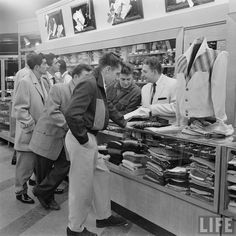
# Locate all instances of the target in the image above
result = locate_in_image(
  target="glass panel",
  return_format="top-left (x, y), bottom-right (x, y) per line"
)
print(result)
top-left (4, 58), bottom-right (18, 97)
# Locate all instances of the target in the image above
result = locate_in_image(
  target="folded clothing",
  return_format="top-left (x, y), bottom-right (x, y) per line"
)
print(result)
top-left (228, 158), bottom-right (236, 166)
top-left (190, 156), bottom-right (215, 171)
top-left (167, 178), bottom-right (189, 188)
top-left (148, 156), bottom-right (173, 170)
top-left (120, 165), bottom-right (146, 176)
top-left (190, 192), bottom-right (214, 202)
top-left (189, 178), bottom-right (213, 189)
top-left (227, 174), bottom-right (236, 184)
top-left (121, 140), bottom-right (148, 153)
top-left (122, 151), bottom-right (148, 164)
top-left (143, 172), bottom-right (165, 186)
top-left (122, 159), bottom-right (143, 170)
top-left (228, 164), bottom-right (236, 171)
top-left (189, 169), bottom-right (214, 183)
top-left (190, 162), bottom-right (215, 177)
top-left (166, 183), bottom-right (189, 193)
top-left (189, 182), bottom-right (214, 195)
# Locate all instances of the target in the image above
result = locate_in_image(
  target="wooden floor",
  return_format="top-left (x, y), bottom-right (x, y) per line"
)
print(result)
top-left (0, 140), bottom-right (174, 236)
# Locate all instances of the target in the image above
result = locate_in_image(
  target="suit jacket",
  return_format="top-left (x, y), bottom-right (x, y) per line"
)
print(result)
top-left (14, 70), bottom-right (49, 151)
top-left (29, 80), bottom-right (76, 160)
top-left (175, 37), bottom-right (228, 125)
top-left (141, 74), bottom-right (177, 117)
top-left (11, 66), bottom-right (30, 118)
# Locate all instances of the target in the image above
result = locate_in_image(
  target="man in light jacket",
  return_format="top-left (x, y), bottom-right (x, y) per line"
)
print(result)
top-left (29, 64), bottom-right (93, 210)
top-left (14, 53), bottom-right (49, 204)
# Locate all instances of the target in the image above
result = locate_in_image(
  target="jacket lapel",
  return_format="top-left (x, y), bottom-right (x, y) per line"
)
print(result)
top-left (30, 71), bottom-right (45, 104)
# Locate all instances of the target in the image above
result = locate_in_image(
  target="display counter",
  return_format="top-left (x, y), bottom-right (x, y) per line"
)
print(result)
top-left (97, 125), bottom-right (236, 236)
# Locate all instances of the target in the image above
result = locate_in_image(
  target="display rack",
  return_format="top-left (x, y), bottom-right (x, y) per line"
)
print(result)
top-left (96, 126), bottom-right (233, 236)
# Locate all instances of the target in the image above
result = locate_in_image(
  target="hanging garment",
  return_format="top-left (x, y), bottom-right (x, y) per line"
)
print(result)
top-left (175, 37), bottom-right (228, 126)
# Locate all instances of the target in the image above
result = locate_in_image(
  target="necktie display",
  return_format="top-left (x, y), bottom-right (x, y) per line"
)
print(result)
top-left (150, 83), bottom-right (156, 105)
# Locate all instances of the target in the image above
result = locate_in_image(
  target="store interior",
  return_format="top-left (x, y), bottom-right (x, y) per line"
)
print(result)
top-left (1, 0), bottom-right (236, 235)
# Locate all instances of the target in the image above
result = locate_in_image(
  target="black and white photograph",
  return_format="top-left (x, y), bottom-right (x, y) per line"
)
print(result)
top-left (71, 0), bottom-right (96, 34)
top-left (45, 9), bottom-right (65, 40)
top-left (0, 0), bottom-right (236, 235)
top-left (165, 0), bottom-right (214, 12)
top-left (107, 0), bottom-right (143, 25)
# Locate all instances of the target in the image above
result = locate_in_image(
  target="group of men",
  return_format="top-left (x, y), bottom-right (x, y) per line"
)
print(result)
top-left (12, 51), bottom-right (177, 236)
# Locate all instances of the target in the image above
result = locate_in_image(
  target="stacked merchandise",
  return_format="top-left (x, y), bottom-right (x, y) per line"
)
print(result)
top-left (144, 144), bottom-right (191, 186)
top-left (107, 139), bottom-right (148, 166)
top-left (189, 146), bottom-right (216, 202)
top-left (227, 156), bottom-right (236, 212)
top-left (165, 167), bottom-right (189, 193)
top-left (121, 151), bottom-right (148, 175)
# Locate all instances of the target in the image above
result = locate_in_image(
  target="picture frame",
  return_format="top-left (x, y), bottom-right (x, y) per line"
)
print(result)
top-left (45, 10), bottom-right (65, 40)
top-left (107, 0), bottom-right (143, 25)
top-left (165, 0), bottom-right (214, 12)
top-left (71, 0), bottom-right (96, 34)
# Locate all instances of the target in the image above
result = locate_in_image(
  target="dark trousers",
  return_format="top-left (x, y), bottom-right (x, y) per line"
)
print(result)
top-left (34, 148), bottom-right (70, 201)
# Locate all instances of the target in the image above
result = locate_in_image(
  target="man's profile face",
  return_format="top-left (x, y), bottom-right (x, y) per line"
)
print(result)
top-left (119, 74), bottom-right (133, 89)
top-left (104, 64), bottom-right (121, 87)
top-left (141, 64), bottom-right (155, 83)
top-left (51, 58), bottom-right (60, 73)
top-left (38, 59), bottom-right (48, 75)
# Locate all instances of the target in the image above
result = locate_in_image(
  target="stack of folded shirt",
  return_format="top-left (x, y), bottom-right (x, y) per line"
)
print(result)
top-left (164, 167), bottom-right (189, 193)
top-left (189, 156), bottom-right (215, 202)
top-left (107, 141), bottom-right (124, 165)
top-left (143, 161), bottom-right (165, 185)
top-left (227, 157), bottom-right (236, 212)
top-left (148, 146), bottom-right (191, 167)
top-left (120, 151), bottom-right (147, 175)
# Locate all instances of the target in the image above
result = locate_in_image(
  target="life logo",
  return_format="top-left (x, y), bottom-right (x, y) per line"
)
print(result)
top-left (199, 216), bottom-right (234, 234)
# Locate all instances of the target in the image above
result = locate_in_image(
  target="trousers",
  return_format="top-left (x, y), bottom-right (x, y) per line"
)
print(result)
top-left (65, 130), bottom-right (111, 232)
top-left (34, 148), bottom-right (70, 201)
top-left (15, 151), bottom-right (36, 195)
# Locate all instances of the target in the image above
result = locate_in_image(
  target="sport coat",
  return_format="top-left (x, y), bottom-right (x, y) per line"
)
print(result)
top-left (29, 80), bottom-right (76, 160)
top-left (141, 74), bottom-right (177, 117)
top-left (175, 37), bottom-right (228, 125)
top-left (14, 70), bottom-right (49, 151)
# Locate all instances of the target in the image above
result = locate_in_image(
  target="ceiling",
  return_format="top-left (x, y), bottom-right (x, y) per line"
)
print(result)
top-left (0, 0), bottom-right (60, 22)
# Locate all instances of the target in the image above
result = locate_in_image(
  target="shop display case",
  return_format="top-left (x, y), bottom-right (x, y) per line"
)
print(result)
top-left (97, 126), bottom-right (226, 236)
top-left (220, 145), bottom-right (236, 220)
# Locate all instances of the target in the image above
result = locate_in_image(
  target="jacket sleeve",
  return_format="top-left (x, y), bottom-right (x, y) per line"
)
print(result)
top-left (149, 81), bottom-right (177, 117)
top-left (107, 100), bottom-right (127, 128)
top-left (46, 85), bottom-right (68, 130)
top-left (14, 79), bottom-right (35, 132)
top-left (65, 79), bottom-right (94, 145)
top-left (211, 51), bottom-right (228, 122)
top-left (123, 88), bottom-right (141, 115)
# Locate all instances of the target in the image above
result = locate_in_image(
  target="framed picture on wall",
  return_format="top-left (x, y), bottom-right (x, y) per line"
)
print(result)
top-left (71, 0), bottom-right (96, 34)
top-left (107, 0), bottom-right (143, 25)
top-left (165, 0), bottom-right (214, 12)
top-left (45, 10), bottom-right (65, 40)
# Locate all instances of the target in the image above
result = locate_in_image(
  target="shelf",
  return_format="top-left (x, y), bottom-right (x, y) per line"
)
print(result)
top-left (128, 51), bottom-right (167, 57)
top-left (134, 65), bottom-right (175, 70)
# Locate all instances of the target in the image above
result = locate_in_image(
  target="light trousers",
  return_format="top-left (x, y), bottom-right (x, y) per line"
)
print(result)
top-left (15, 151), bottom-right (36, 195)
top-left (65, 130), bottom-right (111, 232)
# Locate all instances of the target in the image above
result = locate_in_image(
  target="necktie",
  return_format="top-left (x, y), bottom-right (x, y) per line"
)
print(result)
top-left (150, 83), bottom-right (156, 105)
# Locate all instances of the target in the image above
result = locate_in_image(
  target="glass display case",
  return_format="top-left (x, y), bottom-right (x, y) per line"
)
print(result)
top-left (98, 126), bottom-right (222, 212)
top-left (220, 145), bottom-right (236, 220)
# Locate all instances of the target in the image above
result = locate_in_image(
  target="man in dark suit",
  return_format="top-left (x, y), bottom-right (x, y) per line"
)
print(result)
top-left (29, 64), bottom-right (93, 210)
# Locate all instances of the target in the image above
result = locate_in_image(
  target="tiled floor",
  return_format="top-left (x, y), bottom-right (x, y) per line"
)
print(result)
top-left (0, 141), bottom-right (173, 236)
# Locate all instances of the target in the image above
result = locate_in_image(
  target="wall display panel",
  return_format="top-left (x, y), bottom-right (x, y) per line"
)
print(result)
top-left (165, 0), bottom-right (215, 12)
top-left (107, 0), bottom-right (143, 25)
top-left (45, 9), bottom-right (65, 40)
top-left (71, 0), bottom-right (96, 34)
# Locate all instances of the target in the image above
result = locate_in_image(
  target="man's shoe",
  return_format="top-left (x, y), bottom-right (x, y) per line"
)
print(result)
top-left (28, 179), bottom-right (36, 186)
top-left (32, 189), bottom-right (50, 209)
top-left (16, 193), bottom-right (35, 204)
top-left (96, 215), bottom-right (128, 228)
top-left (48, 199), bottom-right (60, 210)
top-left (66, 227), bottom-right (97, 236)
top-left (54, 188), bottom-right (64, 194)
